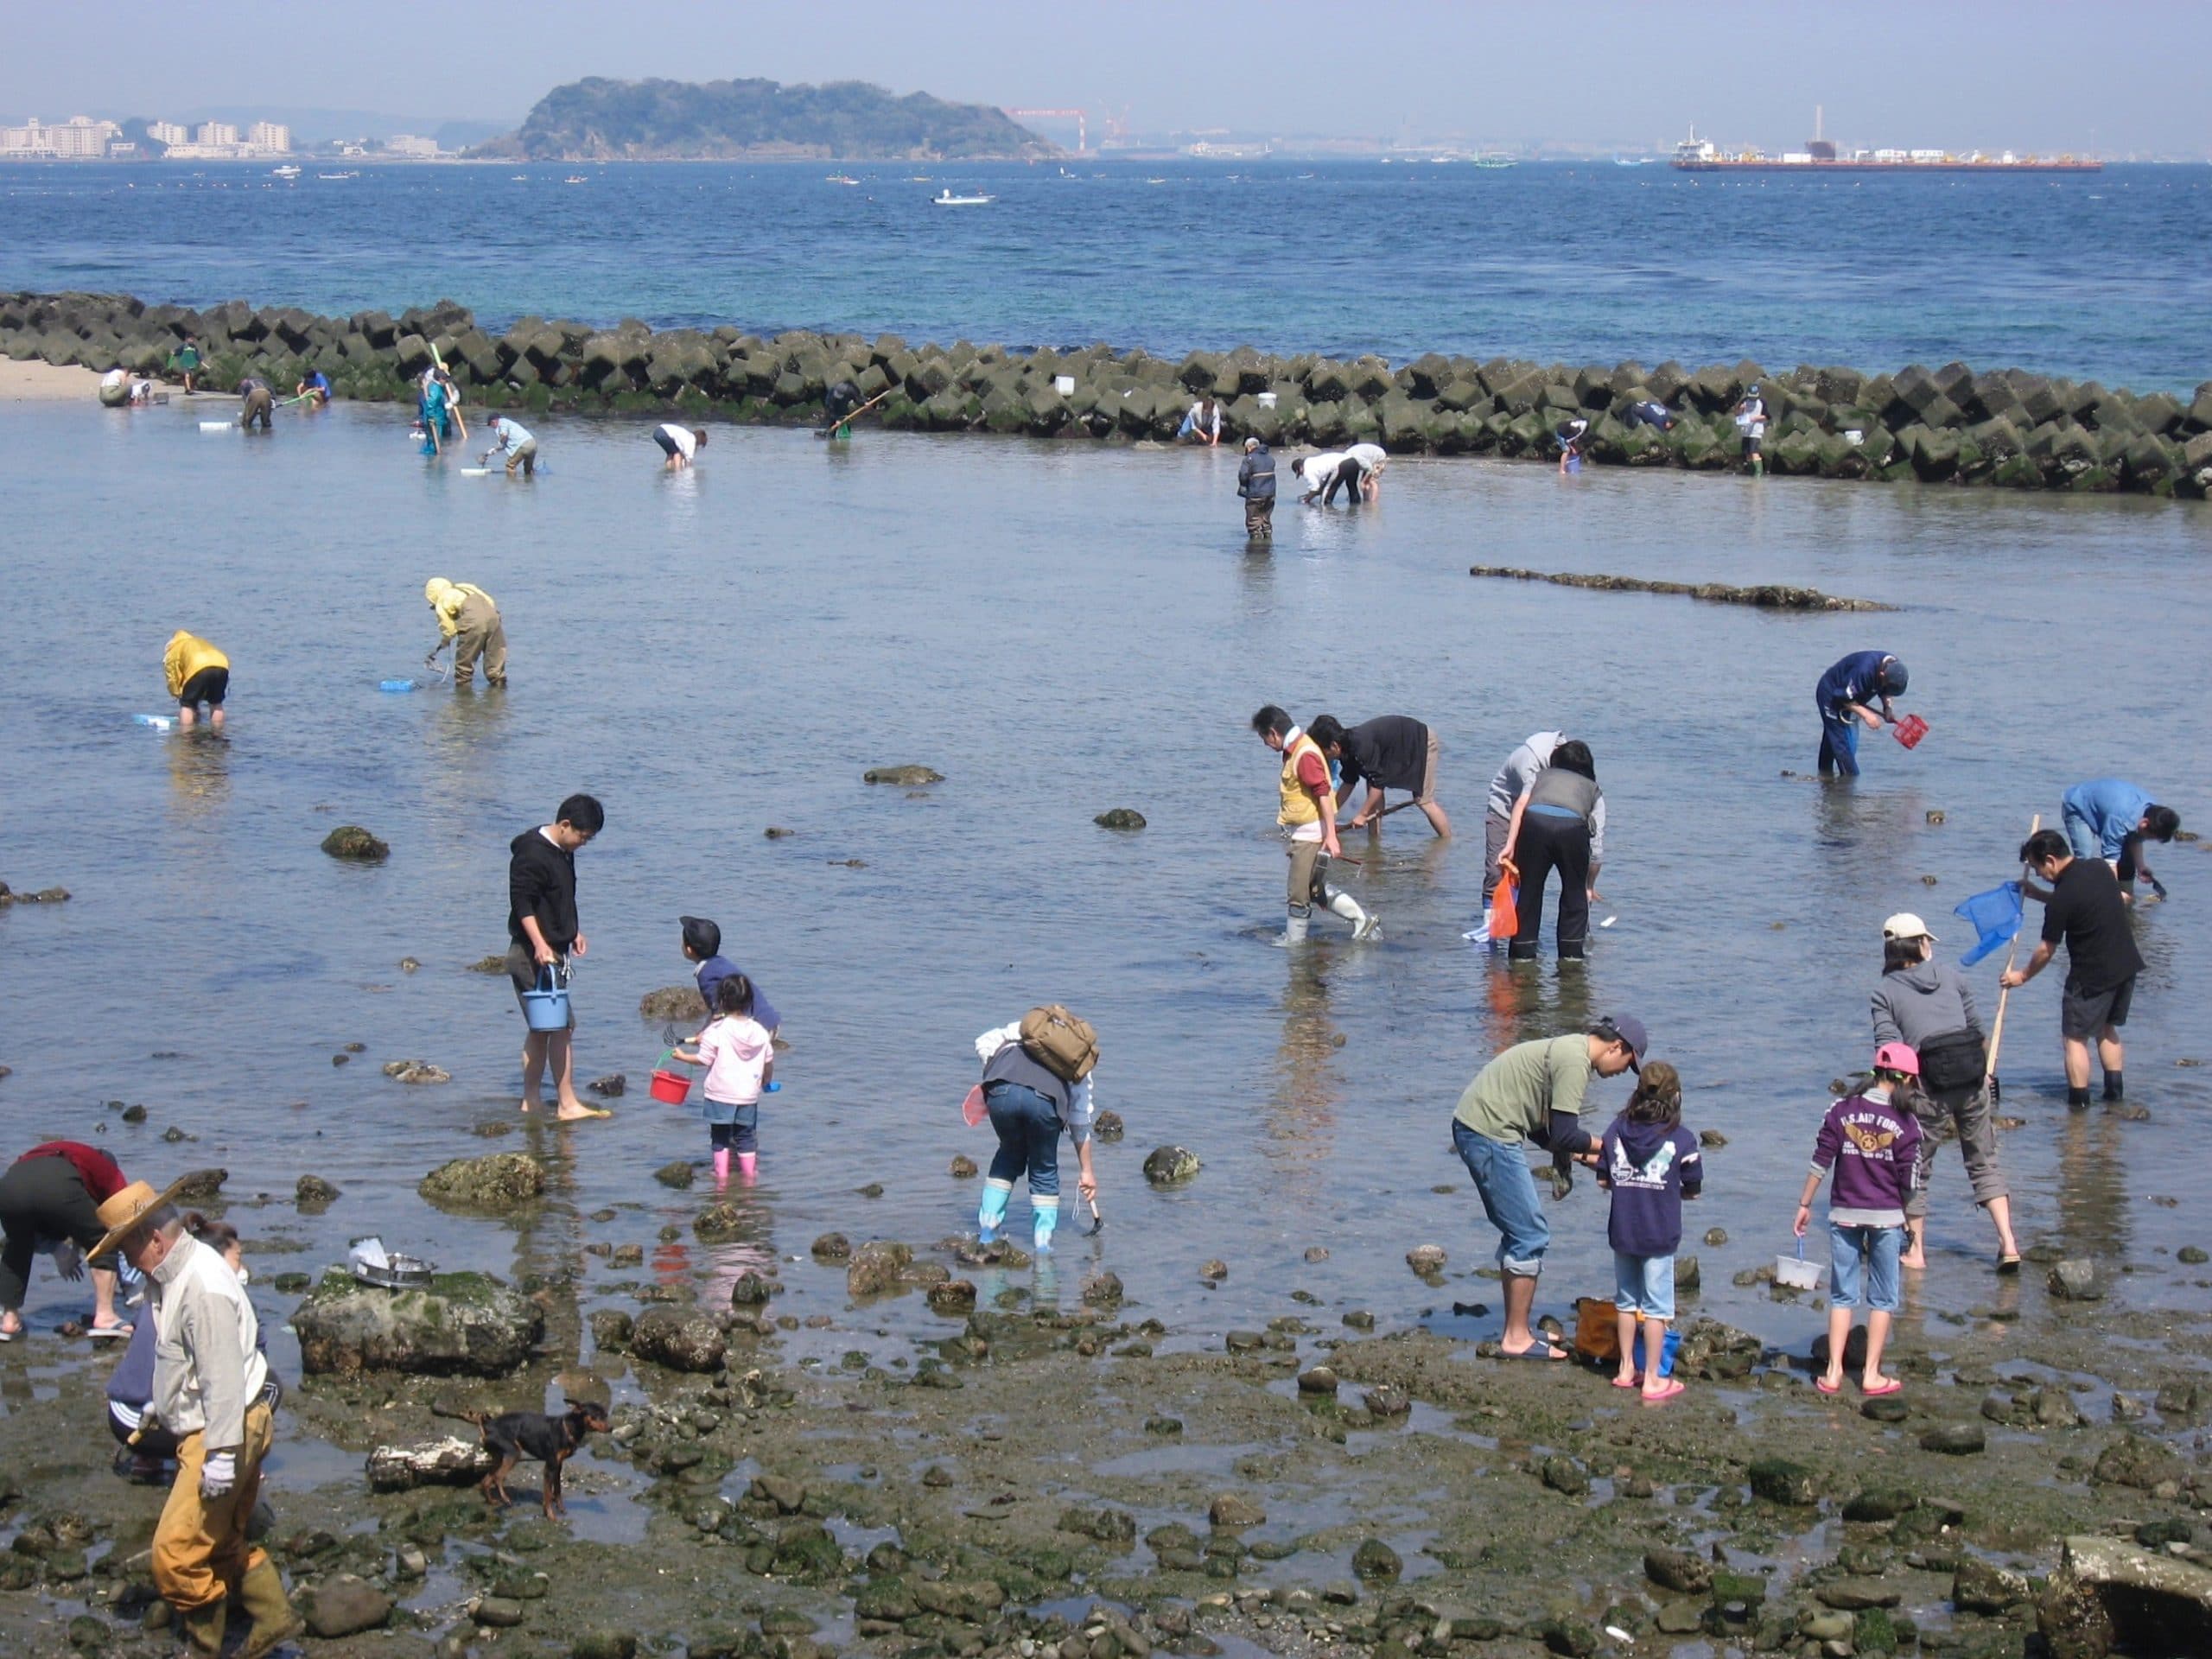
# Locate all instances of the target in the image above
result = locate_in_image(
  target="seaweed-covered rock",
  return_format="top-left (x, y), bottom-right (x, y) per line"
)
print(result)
top-left (418, 1153), bottom-right (545, 1211)
top-left (173, 1167), bottom-right (228, 1201)
top-left (293, 1272), bottom-right (543, 1376)
top-left (1352, 1539), bottom-right (1402, 1582)
top-left (862, 765), bottom-right (943, 785)
top-left (629, 1306), bottom-right (726, 1373)
top-left (639, 984), bottom-right (708, 1021)
top-left (296, 1174), bottom-right (340, 1207)
top-left (847, 1240), bottom-right (912, 1297)
top-left (320, 825), bottom-right (389, 862)
top-left (1095, 807), bottom-right (1147, 830)
top-left (1748, 1459), bottom-right (1818, 1506)
top-left (1142, 1145), bottom-right (1201, 1186)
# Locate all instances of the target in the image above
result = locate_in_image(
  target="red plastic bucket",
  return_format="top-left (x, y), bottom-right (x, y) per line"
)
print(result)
top-left (649, 1052), bottom-right (693, 1104)
top-left (1891, 714), bottom-right (1929, 750)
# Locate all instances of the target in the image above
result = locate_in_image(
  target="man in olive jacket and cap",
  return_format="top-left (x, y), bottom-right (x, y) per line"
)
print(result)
top-left (95, 1178), bottom-right (301, 1659)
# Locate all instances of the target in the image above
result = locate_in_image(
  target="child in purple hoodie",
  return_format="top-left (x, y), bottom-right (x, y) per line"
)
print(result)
top-left (1796, 1042), bottom-right (1924, 1398)
top-left (1598, 1061), bottom-right (1701, 1403)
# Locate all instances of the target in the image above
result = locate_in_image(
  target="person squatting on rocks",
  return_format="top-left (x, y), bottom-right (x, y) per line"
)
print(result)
top-left (1306, 712), bottom-right (1451, 838)
top-left (655, 422), bottom-right (706, 470)
top-left (481, 414), bottom-right (537, 478)
top-left (423, 577), bottom-right (508, 688)
top-left (1814, 651), bottom-right (1907, 778)
top-left (973, 1010), bottom-right (1099, 1254)
top-left (2060, 778), bottom-right (2179, 899)
top-left (0, 1140), bottom-right (134, 1343)
top-left (296, 368), bottom-right (331, 405)
top-left (1596, 1060), bottom-right (1700, 1403)
top-left (1555, 417), bottom-right (1589, 474)
top-left (94, 1178), bottom-right (302, 1659)
top-left (1449, 1016), bottom-right (1649, 1362)
top-left (1497, 738), bottom-right (1605, 961)
top-left (1795, 1045), bottom-right (1923, 1400)
top-left (670, 974), bottom-right (774, 1186)
top-left (506, 793), bottom-right (607, 1122)
top-left (2005, 826), bottom-right (2145, 1110)
top-left (1236, 436), bottom-right (1275, 540)
top-left (1178, 394), bottom-right (1223, 445)
top-left (1250, 705), bottom-right (1378, 944)
top-left (163, 629), bottom-right (230, 729)
top-left (1872, 912), bottom-right (2020, 1272)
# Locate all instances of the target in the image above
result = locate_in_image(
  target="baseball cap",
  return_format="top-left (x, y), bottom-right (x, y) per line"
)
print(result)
top-left (1881, 912), bottom-right (1937, 943)
top-left (678, 915), bottom-right (720, 957)
top-left (1874, 1040), bottom-right (1921, 1077)
top-left (1594, 1014), bottom-right (1648, 1071)
top-left (1881, 658), bottom-right (1909, 694)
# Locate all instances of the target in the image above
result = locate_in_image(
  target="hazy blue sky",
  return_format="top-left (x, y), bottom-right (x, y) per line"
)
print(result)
top-left (9, 1), bottom-right (2209, 153)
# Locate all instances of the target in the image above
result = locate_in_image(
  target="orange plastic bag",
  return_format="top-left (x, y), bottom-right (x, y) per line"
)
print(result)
top-left (1488, 858), bottom-right (1521, 938)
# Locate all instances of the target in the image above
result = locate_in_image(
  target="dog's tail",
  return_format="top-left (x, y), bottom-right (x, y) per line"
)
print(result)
top-left (429, 1401), bottom-right (490, 1427)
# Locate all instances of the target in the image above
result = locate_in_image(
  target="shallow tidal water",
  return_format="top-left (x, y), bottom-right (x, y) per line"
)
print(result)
top-left (4, 398), bottom-right (2212, 1391)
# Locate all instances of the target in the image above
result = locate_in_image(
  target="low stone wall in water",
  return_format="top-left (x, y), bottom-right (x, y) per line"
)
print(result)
top-left (9, 289), bottom-right (2212, 498)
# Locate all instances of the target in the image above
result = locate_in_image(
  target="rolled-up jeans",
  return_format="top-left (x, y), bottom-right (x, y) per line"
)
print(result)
top-left (1452, 1120), bottom-right (1548, 1276)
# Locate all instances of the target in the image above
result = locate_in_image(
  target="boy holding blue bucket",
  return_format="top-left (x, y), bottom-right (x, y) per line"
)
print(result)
top-left (505, 794), bottom-right (607, 1122)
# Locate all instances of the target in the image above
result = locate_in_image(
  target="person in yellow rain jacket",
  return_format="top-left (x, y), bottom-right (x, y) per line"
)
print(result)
top-left (423, 579), bottom-right (507, 689)
top-left (162, 632), bottom-right (230, 729)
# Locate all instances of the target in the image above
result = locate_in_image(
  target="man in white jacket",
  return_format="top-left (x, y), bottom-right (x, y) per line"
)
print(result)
top-left (95, 1180), bottom-right (301, 1659)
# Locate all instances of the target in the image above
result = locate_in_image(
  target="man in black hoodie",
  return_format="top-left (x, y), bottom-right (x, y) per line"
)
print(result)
top-left (1236, 437), bottom-right (1275, 542)
top-left (505, 794), bottom-right (606, 1121)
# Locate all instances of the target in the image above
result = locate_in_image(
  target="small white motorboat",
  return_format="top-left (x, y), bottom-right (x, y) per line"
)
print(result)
top-left (932, 188), bottom-right (994, 206)
top-left (270, 164), bottom-right (301, 179)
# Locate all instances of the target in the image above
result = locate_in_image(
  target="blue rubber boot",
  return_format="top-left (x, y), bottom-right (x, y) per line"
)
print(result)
top-left (977, 1179), bottom-right (1012, 1244)
top-left (1033, 1197), bottom-right (1060, 1254)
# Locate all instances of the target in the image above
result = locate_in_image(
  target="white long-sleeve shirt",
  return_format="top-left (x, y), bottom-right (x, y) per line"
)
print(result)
top-left (149, 1234), bottom-right (265, 1449)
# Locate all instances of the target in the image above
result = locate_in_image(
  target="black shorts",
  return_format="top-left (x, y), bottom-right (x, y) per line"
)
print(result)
top-left (654, 429), bottom-right (681, 458)
top-left (178, 666), bottom-right (229, 709)
top-left (2062, 976), bottom-right (2134, 1040)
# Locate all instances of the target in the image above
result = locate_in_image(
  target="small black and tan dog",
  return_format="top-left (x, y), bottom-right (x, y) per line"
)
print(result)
top-left (432, 1399), bottom-right (612, 1517)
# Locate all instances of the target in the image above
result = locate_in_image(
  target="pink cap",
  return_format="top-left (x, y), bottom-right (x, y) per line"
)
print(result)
top-left (1873, 1041), bottom-right (1920, 1077)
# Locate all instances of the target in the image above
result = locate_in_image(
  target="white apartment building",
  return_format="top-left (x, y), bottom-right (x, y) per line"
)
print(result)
top-left (148, 120), bottom-right (188, 146)
top-left (385, 133), bottom-right (441, 158)
top-left (247, 121), bottom-right (290, 154)
top-left (195, 121), bottom-right (238, 148)
top-left (0, 115), bottom-right (121, 157)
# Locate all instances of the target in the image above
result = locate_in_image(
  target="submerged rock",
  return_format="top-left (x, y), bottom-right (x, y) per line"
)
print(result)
top-left (1094, 807), bottom-right (1147, 830)
top-left (587, 1072), bottom-right (626, 1096)
top-left (1092, 1109), bottom-right (1125, 1141)
top-left (1406, 1243), bottom-right (1448, 1276)
top-left (2048, 1258), bottom-right (2107, 1300)
top-left (862, 765), bottom-right (943, 785)
top-left (173, 1167), bottom-right (227, 1201)
top-left (381, 1060), bottom-right (452, 1084)
top-left (467, 954), bottom-right (508, 975)
top-left (294, 1271), bottom-right (543, 1376)
top-left (418, 1152), bottom-right (545, 1211)
top-left (1142, 1145), bottom-right (1201, 1185)
top-left (810, 1232), bottom-right (852, 1262)
top-left (320, 825), bottom-right (390, 861)
top-left (1466, 565), bottom-right (1891, 612)
top-left (296, 1174), bottom-right (340, 1208)
top-left (654, 1160), bottom-right (695, 1189)
top-left (639, 984), bottom-right (708, 1021)
top-left (847, 1240), bottom-right (913, 1297)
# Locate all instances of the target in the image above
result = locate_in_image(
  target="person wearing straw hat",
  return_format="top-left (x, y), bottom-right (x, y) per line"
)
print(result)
top-left (1872, 912), bottom-right (2019, 1274)
top-left (0, 1139), bottom-right (136, 1343)
top-left (92, 1178), bottom-right (301, 1659)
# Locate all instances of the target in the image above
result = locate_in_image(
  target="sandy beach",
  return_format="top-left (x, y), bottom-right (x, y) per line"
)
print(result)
top-left (0, 359), bottom-right (107, 402)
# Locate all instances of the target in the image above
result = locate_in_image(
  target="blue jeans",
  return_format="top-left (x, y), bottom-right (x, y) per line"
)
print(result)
top-left (1828, 1220), bottom-right (1904, 1311)
top-left (1452, 1121), bottom-right (1548, 1276)
top-left (1817, 703), bottom-right (1862, 777)
top-left (1613, 1251), bottom-right (1675, 1321)
top-left (2063, 806), bottom-right (2103, 862)
top-left (986, 1083), bottom-right (1062, 1198)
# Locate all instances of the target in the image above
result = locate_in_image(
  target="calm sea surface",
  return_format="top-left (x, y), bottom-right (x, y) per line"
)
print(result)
top-left (3, 398), bottom-right (2209, 1376)
top-left (3, 159), bottom-right (2210, 389)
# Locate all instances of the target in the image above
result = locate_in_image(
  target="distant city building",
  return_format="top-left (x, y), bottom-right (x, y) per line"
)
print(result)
top-left (148, 120), bottom-right (188, 146)
top-left (385, 133), bottom-right (441, 158)
top-left (195, 121), bottom-right (238, 148)
top-left (0, 115), bottom-right (122, 157)
top-left (247, 121), bottom-right (289, 154)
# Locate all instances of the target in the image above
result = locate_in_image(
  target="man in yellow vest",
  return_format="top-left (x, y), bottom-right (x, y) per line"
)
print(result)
top-left (1251, 705), bottom-right (1377, 944)
top-left (162, 632), bottom-right (230, 729)
top-left (423, 578), bottom-right (507, 688)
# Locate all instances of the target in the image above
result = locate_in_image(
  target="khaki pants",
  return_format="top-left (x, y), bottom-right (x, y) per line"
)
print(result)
top-left (1285, 839), bottom-right (1329, 912)
top-left (1243, 496), bottom-right (1274, 539)
top-left (454, 612), bottom-right (507, 686)
top-left (156, 1401), bottom-right (274, 1611)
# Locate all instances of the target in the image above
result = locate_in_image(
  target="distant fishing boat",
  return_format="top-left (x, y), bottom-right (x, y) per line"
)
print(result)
top-left (932, 188), bottom-right (994, 206)
top-left (1471, 155), bottom-right (1516, 169)
top-left (827, 173), bottom-right (861, 185)
top-left (270, 165), bottom-right (301, 179)
top-left (563, 175), bottom-right (588, 185)
top-left (315, 170), bottom-right (357, 181)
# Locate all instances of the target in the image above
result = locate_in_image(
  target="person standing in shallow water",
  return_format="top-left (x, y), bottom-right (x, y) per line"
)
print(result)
top-left (2004, 827), bottom-right (2145, 1111)
top-left (1814, 651), bottom-right (1906, 778)
top-left (163, 631), bottom-right (230, 729)
top-left (1250, 705), bottom-right (1377, 944)
top-left (1236, 437), bottom-right (1275, 541)
top-left (505, 794), bottom-right (607, 1122)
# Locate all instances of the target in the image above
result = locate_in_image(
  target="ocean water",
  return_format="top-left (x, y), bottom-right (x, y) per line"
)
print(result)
top-left (3, 397), bottom-right (2209, 1369)
top-left (3, 158), bottom-right (2210, 390)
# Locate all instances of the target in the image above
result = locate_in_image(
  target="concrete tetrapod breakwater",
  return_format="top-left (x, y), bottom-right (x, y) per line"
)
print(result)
top-left (10, 289), bottom-right (2212, 499)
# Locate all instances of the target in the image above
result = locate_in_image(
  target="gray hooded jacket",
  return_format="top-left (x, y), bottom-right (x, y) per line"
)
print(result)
top-left (1871, 957), bottom-right (1983, 1050)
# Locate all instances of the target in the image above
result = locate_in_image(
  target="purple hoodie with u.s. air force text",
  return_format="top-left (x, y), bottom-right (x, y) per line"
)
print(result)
top-left (1599, 1116), bottom-right (1704, 1256)
top-left (1810, 1087), bottom-right (1921, 1224)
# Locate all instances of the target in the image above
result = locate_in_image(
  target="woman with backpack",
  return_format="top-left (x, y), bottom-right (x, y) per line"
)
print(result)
top-left (1871, 913), bottom-right (2020, 1273)
top-left (972, 1007), bottom-right (1099, 1254)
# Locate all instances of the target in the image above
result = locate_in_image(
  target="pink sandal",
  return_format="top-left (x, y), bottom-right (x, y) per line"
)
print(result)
top-left (1641, 1379), bottom-right (1687, 1404)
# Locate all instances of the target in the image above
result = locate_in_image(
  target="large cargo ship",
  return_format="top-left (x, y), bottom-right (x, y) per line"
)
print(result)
top-left (1671, 111), bottom-right (2100, 174)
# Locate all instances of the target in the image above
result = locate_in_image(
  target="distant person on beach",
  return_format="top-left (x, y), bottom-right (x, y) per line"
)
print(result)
top-left (1450, 1018), bottom-right (1648, 1362)
top-left (1795, 1044), bottom-right (1922, 1399)
top-left (163, 630), bottom-right (230, 729)
top-left (2004, 827), bottom-right (2145, 1110)
top-left (1732, 383), bottom-right (1768, 475)
top-left (2061, 779), bottom-right (2178, 898)
top-left (416, 370), bottom-right (450, 454)
top-left (171, 336), bottom-right (200, 395)
top-left (679, 916), bottom-right (780, 1037)
top-left (1, 1140), bottom-right (133, 1343)
top-left (423, 579), bottom-right (507, 689)
top-left (1291, 450), bottom-right (1347, 504)
top-left (655, 423), bottom-right (705, 470)
top-left (824, 379), bottom-right (861, 436)
top-left (296, 369), bottom-right (331, 405)
top-left (1872, 912), bottom-right (2019, 1272)
top-left (1497, 739), bottom-right (1605, 961)
top-left (1251, 704), bottom-right (1377, 944)
top-left (1555, 417), bottom-right (1589, 474)
top-left (1178, 395), bottom-right (1223, 446)
top-left (506, 793), bottom-right (607, 1122)
top-left (1622, 398), bottom-right (1675, 432)
top-left (668, 973), bottom-right (775, 1186)
top-left (237, 375), bottom-right (273, 431)
top-left (481, 415), bottom-right (537, 479)
top-left (1236, 437), bottom-right (1275, 540)
top-left (1468, 732), bottom-right (1606, 944)
top-left (433, 365), bottom-right (467, 442)
top-left (1333, 441), bottom-right (1389, 502)
top-left (99, 367), bottom-right (131, 407)
top-left (1814, 651), bottom-right (1906, 778)
top-left (1306, 712), bottom-right (1451, 838)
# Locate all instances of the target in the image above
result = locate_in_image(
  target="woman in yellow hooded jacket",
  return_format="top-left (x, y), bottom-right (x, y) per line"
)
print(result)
top-left (423, 579), bottom-right (507, 688)
top-left (162, 632), bottom-right (229, 728)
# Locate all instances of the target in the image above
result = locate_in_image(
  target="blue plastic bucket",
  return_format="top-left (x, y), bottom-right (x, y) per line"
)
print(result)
top-left (1634, 1326), bottom-right (1682, 1379)
top-left (521, 964), bottom-right (571, 1032)
top-left (378, 678), bottom-right (417, 693)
